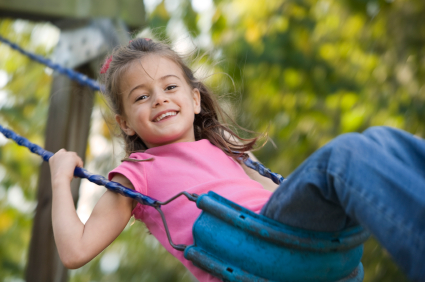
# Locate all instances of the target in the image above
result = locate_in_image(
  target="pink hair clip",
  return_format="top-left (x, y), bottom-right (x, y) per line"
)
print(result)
top-left (100, 55), bottom-right (112, 74)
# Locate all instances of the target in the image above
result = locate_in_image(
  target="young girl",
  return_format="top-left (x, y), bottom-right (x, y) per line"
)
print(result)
top-left (49, 38), bottom-right (425, 282)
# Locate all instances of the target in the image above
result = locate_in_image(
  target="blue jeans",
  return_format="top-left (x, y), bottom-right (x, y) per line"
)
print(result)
top-left (261, 126), bottom-right (425, 281)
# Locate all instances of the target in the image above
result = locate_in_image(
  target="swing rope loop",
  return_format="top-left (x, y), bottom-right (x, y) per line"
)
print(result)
top-left (153, 192), bottom-right (199, 251)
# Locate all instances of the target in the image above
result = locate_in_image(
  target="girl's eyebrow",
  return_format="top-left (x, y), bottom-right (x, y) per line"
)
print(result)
top-left (160, 74), bottom-right (182, 81)
top-left (127, 74), bottom-right (182, 98)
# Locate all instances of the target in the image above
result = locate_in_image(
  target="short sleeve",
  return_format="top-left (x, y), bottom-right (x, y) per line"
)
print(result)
top-left (108, 153), bottom-right (149, 219)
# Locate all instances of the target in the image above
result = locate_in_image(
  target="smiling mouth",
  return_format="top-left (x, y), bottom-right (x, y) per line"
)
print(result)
top-left (153, 111), bottom-right (179, 122)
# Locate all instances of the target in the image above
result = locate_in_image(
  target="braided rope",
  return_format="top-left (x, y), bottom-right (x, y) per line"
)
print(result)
top-left (0, 125), bottom-right (158, 207)
top-left (0, 35), bottom-right (103, 92)
top-left (243, 158), bottom-right (285, 185)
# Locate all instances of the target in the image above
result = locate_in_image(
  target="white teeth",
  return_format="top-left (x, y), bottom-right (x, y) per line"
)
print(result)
top-left (155, 111), bottom-right (177, 122)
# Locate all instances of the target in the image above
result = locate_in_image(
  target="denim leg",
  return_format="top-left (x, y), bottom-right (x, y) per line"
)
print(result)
top-left (261, 126), bottom-right (425, 281)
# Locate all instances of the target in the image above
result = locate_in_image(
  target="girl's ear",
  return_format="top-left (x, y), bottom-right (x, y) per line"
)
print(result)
top-left (115, 114), bottom-right (136, 136)
top-left (192, 88), bottom-right (201, 114)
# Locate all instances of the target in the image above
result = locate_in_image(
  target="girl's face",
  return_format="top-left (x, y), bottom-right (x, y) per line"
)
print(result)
top-left (116, 55), bottom-right (201, 148)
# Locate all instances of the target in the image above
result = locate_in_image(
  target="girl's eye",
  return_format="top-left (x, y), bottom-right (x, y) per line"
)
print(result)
top-left (136, 95), bottom-right (148, 101)
top-left (165, 85), bottom-right (177, 91)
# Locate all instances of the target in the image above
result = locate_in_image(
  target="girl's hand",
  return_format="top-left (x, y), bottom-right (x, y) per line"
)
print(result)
top-left (49, 149), bottom-right (84, 184)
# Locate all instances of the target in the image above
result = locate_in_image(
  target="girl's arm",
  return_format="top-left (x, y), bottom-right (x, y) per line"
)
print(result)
top-left (242, 151), bottom-right (279, 192)
top-left (50, 149), bottom-right (135, 269)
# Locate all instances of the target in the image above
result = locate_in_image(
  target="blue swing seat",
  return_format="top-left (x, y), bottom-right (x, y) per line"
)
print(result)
top-left (184, 192), bottom-right (370, 282)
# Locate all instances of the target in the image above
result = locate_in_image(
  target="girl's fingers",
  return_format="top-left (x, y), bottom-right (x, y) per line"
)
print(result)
top-left (51, 149), bottom-right (84, 169)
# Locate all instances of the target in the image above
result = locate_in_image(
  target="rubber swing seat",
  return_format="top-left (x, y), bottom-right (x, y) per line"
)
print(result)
top-left (184, 192), bottom-right (369, 282)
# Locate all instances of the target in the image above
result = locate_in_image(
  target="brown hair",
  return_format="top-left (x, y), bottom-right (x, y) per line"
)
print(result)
top-left (100, 38), bottom-right (260, 162)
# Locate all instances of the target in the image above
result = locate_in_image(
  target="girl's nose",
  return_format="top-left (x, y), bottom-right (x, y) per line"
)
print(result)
top-left (152, 90), bottom-right (169, 107)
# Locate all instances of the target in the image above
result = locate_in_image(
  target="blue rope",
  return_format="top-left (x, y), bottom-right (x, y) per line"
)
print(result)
top-left (0, 35), bottom-right (103, 92)
top-left (243, 158), bottom-right (285, 185)
top-left (0, 125), bottom-right (158, 207)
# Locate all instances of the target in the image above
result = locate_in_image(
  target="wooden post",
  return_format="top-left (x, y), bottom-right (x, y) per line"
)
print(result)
top-left (25, 64), bottom-right (95, 282)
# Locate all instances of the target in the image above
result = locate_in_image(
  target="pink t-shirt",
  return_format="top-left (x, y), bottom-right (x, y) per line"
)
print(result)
top-left (108, 139), bottom-right (272, 282)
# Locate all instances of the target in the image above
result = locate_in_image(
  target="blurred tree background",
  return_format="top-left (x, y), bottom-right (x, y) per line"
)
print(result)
top-left (0, 0), bottom-right (423, 281)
